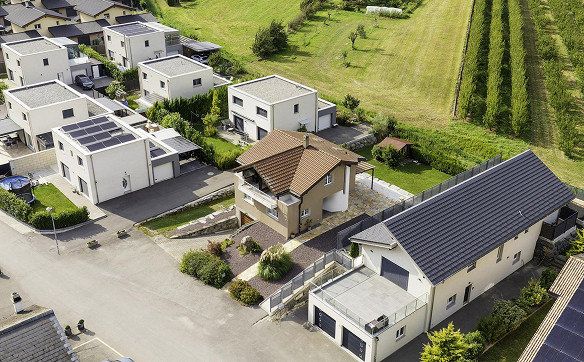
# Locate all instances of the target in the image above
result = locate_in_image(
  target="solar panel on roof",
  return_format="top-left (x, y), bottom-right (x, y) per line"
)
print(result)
top-left (100, 122), bottom-right (118, 131)
top-left (117, 134), bottom-right (135, 142)
top-left (94, 132), bottom-right (109, 141)
top-left (150, 148), bottom-right (166, 157)
top-left (77, 119), bottom-right (95, 128)
top-left (78, 136), bottom-right (97, 145)
top-left (69, 129), bottom-right (87, 138)
top-left (102, 138), bottom-right (121, 147)
top-left (92, 117), bottom-right (109, 124)
top-left (61, 124), bottom-right (79, 132)
top-left (84, 125), bottom-right (102, 135)
top-left (86, 143), bottom-right (104, 151)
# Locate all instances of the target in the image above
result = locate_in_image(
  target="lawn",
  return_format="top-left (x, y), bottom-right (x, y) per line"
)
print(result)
top-left (31, 184), bottom-right (77, 214)
top-left (357, 146), bottom-right (451, 194)
top-left (141, 196), bottom-right (235, 234)
top-left (479, 299), bottom-right (554, 361)
top-left (204, 136), bottom-right (242, 153)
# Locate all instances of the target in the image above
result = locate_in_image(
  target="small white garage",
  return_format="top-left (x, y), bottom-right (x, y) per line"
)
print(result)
top-left (153, 162), bottom-right (174, 183)
top-left (317, 98), bottom-right (336, 132)
top-left (318, 114), bottom-right (332, 131)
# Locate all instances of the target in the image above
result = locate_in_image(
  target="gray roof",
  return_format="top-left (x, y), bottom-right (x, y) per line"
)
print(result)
top-left (115, 12), bottom-right (156, 24)
top-left (0, 118), bottom-right (22, 136)
top-left (142, 55), bottom-right (207, 76)
top-left (352, 150), bottom-right (574, 284)
top-left (3, 4), bottom-right (69, 27)
top-left (41, 0), bottom-right (74, 10)
top-left (107, 21), bottom-right (158, 36)
top-left (71, 0), bottom-right (132, 17)
top-left (233, 75), bottom-right (315, 103)
top-left (161, 135), bottom-right (200, 154)
top-left (0, 305), bottom-right (76, 362)
top-left (48, 19), bottom-right (109, 37)
top-left (180, 37), bottom-right (221, 52)
top-left (0, 30), bottom-right (41, 45)
top-left (4, 37), bottom-right (61, 55)
top-left (8, 81), bottom-right (79, 108)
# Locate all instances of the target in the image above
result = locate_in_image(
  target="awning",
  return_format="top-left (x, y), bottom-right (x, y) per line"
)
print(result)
top-left (356, 161), bottom-right (375, 173)
top-left (0, 118), bottom-right (23, 137)
top-left (180, 37), bottom-right (222, 52)
top-left (161, 136), bottom-right (201, 154)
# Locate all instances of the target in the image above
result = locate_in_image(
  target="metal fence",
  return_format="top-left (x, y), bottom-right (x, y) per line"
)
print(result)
top-left (337, 155), bottom-right (503, 249)
top-left (265, 249), bottom-right (353, 313)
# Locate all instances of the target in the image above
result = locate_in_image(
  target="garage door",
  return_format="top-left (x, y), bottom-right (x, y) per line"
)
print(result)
top-left (318, 114), bottom-right (332, 131)
top-left (342, 327), bottom-right (366, 361)
top-left (381, 257), bottom-right (409, 290)
top-left (71, 69), bottom-right (87, 78)
top-left (153, 163), bottom-right (174, 183)
top-left (314, 306), bottom-right (336, 338)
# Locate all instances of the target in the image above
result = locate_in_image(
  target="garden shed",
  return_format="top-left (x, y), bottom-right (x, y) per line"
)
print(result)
top-left (377, 137), bottom-right (413, 157)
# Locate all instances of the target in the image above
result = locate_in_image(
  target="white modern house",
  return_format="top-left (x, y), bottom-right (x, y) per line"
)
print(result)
top-left (3, 80), bottom-right (113, 152)
top-left (227, 75), bottom-right (336, 141)
top-left (308, 150), bottom-right (575, 361)
top-left (137, 55), bottom-right (227, 106)
top-left (103, 21), bottom-right (166, 68)
top-left (2, 37), bottom-right (73, 86)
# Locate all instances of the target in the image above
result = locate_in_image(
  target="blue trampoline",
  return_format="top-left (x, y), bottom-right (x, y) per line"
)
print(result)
top-left (0, 176), bottom-right (35, 204)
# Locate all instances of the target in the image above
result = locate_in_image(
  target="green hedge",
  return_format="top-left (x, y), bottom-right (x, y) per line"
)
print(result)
top-left (29, 207), bottom-right (89, 230)
top-left (179, 250), bottom-right (233, 288)
top-left (483, 0), bottom-right (504, 130)
top-left (458, 0), bottom-right (488, 118)
top-left (0, 188), bottom-right (32, 222)
top-left (508, 0), bottom-right (529, 136)
top-left (79, 45), bottom-right (138, 82)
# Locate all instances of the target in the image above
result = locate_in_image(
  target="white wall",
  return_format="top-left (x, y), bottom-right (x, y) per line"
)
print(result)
top-left (227, 87), bottom-right (270, 141)
top-left (322, 165), bottom-right (350, 212)
top-left (430, 220), bottom-right (544, 327)
top-left (272, 92), bottom-right (318, 133)
top-left (53, 130), bottom-right (94, 200)
top-left (2, 44), bottom-right (70, 86)
top-left (28, 99), bottom-right (89, 150)
top-left (105, 27), bottom-right (166, 68)
top-left (138, 64), bottom-right (213, 100)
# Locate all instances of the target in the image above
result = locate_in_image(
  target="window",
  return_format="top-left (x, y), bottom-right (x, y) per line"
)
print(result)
top-left (513, 251), bottom-right (521, 264)
top-left (243, 193), bottom-right (253, 204)
top-left (16, 60), bottom-right (20, 66)
top-left (58, 141), bottom-right (63, 151)
top-left (107, 35), bottom-right (111, 41)
top-left (120, 41), bottom-right (125, 47)
top-left (78, 177), bottom-right (88, 195)
top-left (56, 21), bottom-right (59, 26)
top-left (447, 294), bottom-right (456, 309)
top-left (8, 69), bottom-right (13, 81)
top-left (34, 24), bottom-right (41, 29)
top-left (43, 58), bottom-right (49, 66)
top-left (122, 57), bottom-right (128, 67)
top-left (300, 208), bottom-right (310, 218)
top-left (524, 228), bottom-right (529, 234)
top-left (395, 326), bottom-right (406, 340)
top-left (77, 156), bottom-right (83, 166)
top-left (256, 106), bottom-right (267, 117)
top-left (22, 113), bottom-right (27, 121)
top-left (267, 207), bottom-right (278, 219)
top-left (324, 173), bottom-right (333, 185)
top-left (7, 102), bottom-right (11, 109)
top-left (496, 245), bottom-right (504, 263)
top-left (143, 72), bottom-right (148, 79)
top-left (193, 78), bottom-right (202, 87)
top-left (62, 108), bottom-right (74, 118)
top-left (145, 40), bottom-right (149, 47)
top-left (467, 261), bottom-right (476, 272)
top-left (108, 50), bottom-right (114, 59)
top-left (61, 162), bottom-right (70, 180)
top-left (514, 235), bottom-right (519, 240)
top-left (104, 13), bottom-right (110, 19)
top-left (294, 104), bottom-right (299, 113)
top-left (160, 80), bottom-right (165, 88)
top-left (5, 53), bottom-right (8, 59)
top-left (233, 96), bottom-right (243, 106)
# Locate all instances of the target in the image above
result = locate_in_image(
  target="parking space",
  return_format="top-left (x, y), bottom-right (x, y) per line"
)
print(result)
top-left (316, 124), bottom-right (371, 145)
top-left (73, 338), bottom-right (125, 362)
top-left (70, 76), bottom-right (114, 97)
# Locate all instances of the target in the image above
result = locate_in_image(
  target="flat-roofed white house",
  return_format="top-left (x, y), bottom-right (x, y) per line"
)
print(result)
top-left (103, 21), bottom-right (165, 68)
top-left (137, 55), bottom-right (229, 106)
top-left (2, 37), bottom-right (72, 86)
top-left (2, 80), bottom-right (114, 152)
top-left (308, 150), bottom-right (575, 362)
top-left (227, 75), bottom-right (336, 141)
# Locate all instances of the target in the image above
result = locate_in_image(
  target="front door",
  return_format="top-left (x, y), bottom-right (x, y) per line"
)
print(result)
top-left (234, 115), bottom-right (244, 133)
top-left (464, 284), bottom-right (472, 304)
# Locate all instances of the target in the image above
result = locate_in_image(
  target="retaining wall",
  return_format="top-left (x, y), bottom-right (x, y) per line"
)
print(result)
top-left (10, 149), bottom-right (56, 175)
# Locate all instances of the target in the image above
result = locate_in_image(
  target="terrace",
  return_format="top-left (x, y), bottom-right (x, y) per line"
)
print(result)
top-left (540, 206), bottom-right (578, 241)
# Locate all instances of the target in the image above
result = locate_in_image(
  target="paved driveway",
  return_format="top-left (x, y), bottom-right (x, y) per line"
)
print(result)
top-left (316, 124), bottom-right (371, 145)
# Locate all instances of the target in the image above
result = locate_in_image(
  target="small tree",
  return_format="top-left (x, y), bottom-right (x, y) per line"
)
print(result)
top-left (252, 21), bottom-right (288, 58)
top-left (356, 24), bottom-right (366, 38)
top-left (566, 228), bottom-right (584, 256)
top-left (421, 323), bottom-right (483, 362)
top-left (349, 31), bottom-right (358, 49)
top-left (371, 114), bottom-right (397, 140)
top-left (342, 94), bottom-right (360, 111)
top-left (349, 242), bottom-right (360, 258)
top-left (105, 80), bottom-right (126, 100)
top-left (0, 81), bottom-right (7, 104)
top-left (341, 50), bottom-right (350, 68)
top-left (203, 91), bottom-right (221, 136)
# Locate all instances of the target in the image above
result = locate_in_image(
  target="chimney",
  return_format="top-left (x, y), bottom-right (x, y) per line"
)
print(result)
top-left (12, 292), bottom-right (23, 314)
top-left (303, 134), bottom-right (309, 148)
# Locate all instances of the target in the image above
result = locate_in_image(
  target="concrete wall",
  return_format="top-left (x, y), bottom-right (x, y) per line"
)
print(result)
top-left (9, 149), bottom-right (56, 175)
top-left (2, 44), bottom-right (70, 86)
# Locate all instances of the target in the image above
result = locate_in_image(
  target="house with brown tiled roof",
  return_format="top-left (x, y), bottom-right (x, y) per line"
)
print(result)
top-left (233, 130), bottom-right (373, 237)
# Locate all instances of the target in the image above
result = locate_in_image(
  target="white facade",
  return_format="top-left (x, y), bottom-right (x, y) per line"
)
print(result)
top-left (2, 37), bottom-right (71, 86)
top-left (137, 55), bottom-right (215, 105)
top-left (227, 75), bottom-right (335, 141)
top-left (103, 22), bottom-right (166, 68)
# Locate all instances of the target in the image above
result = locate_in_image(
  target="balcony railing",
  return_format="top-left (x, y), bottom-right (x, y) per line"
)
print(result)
top-left (238, 180), bottom-right (277, 208)
top-left (540, 206), bottom-right (578, 241)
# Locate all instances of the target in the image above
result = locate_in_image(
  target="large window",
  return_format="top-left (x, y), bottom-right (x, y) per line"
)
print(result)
top-left (324, 173), bottom-right (333, 185)
top-left (78, 177), bottom-right (88, 195)
top-left (61, 162), bottom-right (70, 180)
top-left (42, 58), bottom-right (49, 66)
top-left (256, 106), bottom-right (267, 117)
top-left (62, 108), bottom-right (74, 118)
top-left (232, 96), bottom-right (243, 106)
top-left (267, 207), bottom-right (278, 219)
top-left (143, 72), bottom-right (148, 79)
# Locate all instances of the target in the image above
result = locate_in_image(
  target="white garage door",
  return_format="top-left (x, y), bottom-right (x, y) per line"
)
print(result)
top-left (318, 114), bottom-right (332, 131)
top-left (153, 163), bottom-right (174, 183)
top-left (71, 69), bottom-right (87, 78)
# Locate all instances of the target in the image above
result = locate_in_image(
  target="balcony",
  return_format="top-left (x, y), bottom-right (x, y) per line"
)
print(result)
top-left (540, 206), bottom-right (578, 241)
top-left (237, 177), bottom-right (277, 209)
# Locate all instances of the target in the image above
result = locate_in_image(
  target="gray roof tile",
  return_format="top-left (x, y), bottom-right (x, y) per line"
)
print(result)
top-left (48, 19), bottom-right (109, 37)
top-left (2, 4), bottom-right (69, 27)
top-left (71, 0), bottom-right (132, 17)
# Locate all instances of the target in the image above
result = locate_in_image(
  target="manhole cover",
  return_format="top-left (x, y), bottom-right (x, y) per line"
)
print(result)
top-left (207, 172), bottom-right (214, 176)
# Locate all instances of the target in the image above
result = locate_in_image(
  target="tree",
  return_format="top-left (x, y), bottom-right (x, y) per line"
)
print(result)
top-left (105, 80), bottom-right (126, 100)
top-left (349, 31), bottom-right (358, 49)
top-left (342, 94), bottom-right (360, 110)
top-left (371, 114), bottom-right (397, 139)
top-left (203, 91), bottom-right (221, 136)
top-left (252, 21), bottom-right (288, 58)
top-left (421, 323), bottom-right (483, 362)
top-left (0, 81), bottom-right (8, 104)
top-left (341, 50), bottom-right (350, 68)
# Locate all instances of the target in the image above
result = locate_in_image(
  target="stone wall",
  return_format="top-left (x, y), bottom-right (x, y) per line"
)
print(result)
top-left (172, 216), bottom-right (239, 239)
top-left (10, 149), bottom-right (56, 175)
top-left (342, 133), bottom-right (377, 151)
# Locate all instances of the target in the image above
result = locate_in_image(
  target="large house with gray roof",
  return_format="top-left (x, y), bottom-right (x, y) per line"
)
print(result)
top-left (72, 0), bottom-right (133, 24)
top-left (308, 150), bottom-right (575, 362)
top-left (0, 3), bottom-right (71, 36)
top-left (227, 75), bottom-right (336, 141)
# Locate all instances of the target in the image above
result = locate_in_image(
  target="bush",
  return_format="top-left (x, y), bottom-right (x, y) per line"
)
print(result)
top-left (258, 244), bottom-right (293, 281)
top-left (167, 0), bottom-right (179, 5)
top-left (370, 114), bottom-right (397, 140)
top-left (220, 238), bottom-right (234, 251)
top-left (342, 94), bottom-right (360, 111)
top-left (0, 188), bottom-right (32, 222)
top-left (213, 148), bottom-right (243, 170)
top-left (477, 299), bottom-right (526, 343)
top-left (464, 331), bottom-right (485, 360)
top-left (208, 51), bottom-right (246, 77)
top-left (349, 242), bottom-right (360, 258)
top-left (0, 81), bottom-right (7, 104)
top-left (229, 279), bottom-right (262, 305)
top-left (372, 145), bottom-right (404, 167)
top-left (421, 323), bottom-right (484, 361)
top-left (179, 250), bottom-right (232, 288)
top-left (238, 236), bottom-right (262, 255)
top-left (540, 267), bottom-right (558, 290)
top-left (105, 80), bottom-right (125, 100)
top-left (28, 207), bottom-right (89, 230)
top-left (336, 107), bottom-right (354, 126)
top-left (517, 279), bottom-right (548, 311)
top-left (566, 229), bottom-right (584, 256)
top-left (207, 240), bottom-right (223, 256)
top-left (252, 21), bottom-right (288, 58)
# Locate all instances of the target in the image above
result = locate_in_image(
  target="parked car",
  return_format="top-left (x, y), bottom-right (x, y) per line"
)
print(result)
top-left (75, 75), bottom-right (94, 90)
top-left (190, 54), bottom-right (209, 64)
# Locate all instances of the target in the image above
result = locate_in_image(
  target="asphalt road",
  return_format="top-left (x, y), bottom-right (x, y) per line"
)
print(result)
top-left (0, 217), bottom-right (350, 361)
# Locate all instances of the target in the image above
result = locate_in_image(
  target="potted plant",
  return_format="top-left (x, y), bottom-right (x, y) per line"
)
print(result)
top-left (87, 240), bottom-right (98, 249)
top-left (64, 325), bottom-right (72, 337)
top-left (77, 319), bottom-right (85, 332)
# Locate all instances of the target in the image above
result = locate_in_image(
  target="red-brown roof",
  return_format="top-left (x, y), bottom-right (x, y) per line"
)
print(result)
top-left (377, 136), bottom-right (413, 151)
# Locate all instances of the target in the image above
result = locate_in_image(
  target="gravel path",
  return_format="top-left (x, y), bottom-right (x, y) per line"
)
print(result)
top-left (223, 222), bottom-right (287, 276)
top-left (247, 214), bottom-right (370, 297)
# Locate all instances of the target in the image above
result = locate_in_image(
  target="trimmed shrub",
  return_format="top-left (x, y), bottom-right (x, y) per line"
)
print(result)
top-left (179, 250), bottom-right (232, 288)
top-left (258, 244), bottom-right (293, 281)
top-left (238, 236), bottom-right (262, 255)
top-left (370, 114), bottom-right (397, 140)
top-left (477, 299), bottom-right (526, 343)
top-left (229, 279), bottom-right (262, 305)
top-left (566, 229), bottom-right (584, 256)
top-left (28, 207), bottom-right (89, 230)
top-left (213, 149), bottom-right (243, 170)
top-left (349, 242), bottom-right (360, 258)
top-left (207, 240), bottom-right (223, 256)
top-left (342, 94), bottom-right (360, 111)
top-left (0, 188), bottom-right (32, 222)
top-left (220, 238), bottom-right (234, 251)
top-left (517, 279), bottom-right (548, 311)
top-left (540, 267), bottom-right (558, 290)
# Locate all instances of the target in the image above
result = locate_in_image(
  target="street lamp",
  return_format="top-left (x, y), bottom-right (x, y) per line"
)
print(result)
top-left (46, 207), bottom-right (59, 255)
